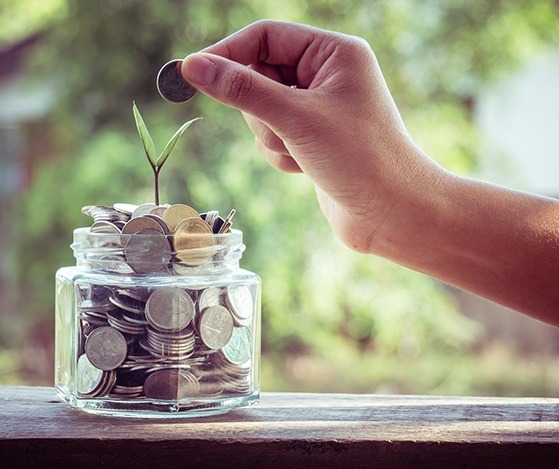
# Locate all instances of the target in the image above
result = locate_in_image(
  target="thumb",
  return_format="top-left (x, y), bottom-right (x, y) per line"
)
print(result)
top-left (181, 52), bottom-right (297, 126)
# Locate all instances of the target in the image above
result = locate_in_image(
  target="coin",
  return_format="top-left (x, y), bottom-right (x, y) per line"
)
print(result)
top-left (76, 353), bottom-right (104, 396)
top-left (123, 228), bottom-right (172, 274)
top-left (174, 217), bottom-right (215, 265)
top-left (222, 327), bottom-right (252, 365)
top-left (85, 326), bottom-right (128, 371)
top-left (109, 293), bottom-right (144, 313)
top-left (142, 214), bottom-right (172, 235)
top-left (145, 287), bottom-right (194, 332)
top-left (113, 203), bottom-right (138, 216)
top-left (90, 220), bottom-right (122, 235)
top-left (157, 59), bottom-right (197, 104)
top-left (162, 204), bottom-right (200, 232)
top-left (132, 203), bottom-right (158, 219)
top-left (143, 368), bottom-right (200, 400)
top-left (198, 305), bottom-right (234, 350)
top-left (198, 287), bottom-right (223, 313)
top-left (202, 211), bottom-right (219, 231)
top-left (107, 310), bottom-right (146, 335)
top-left (82, 205), bottom-right (129, 223)
top-left (78, 299), bottom-right (116, 313)
top-left (149, 206), bottom-right (167, 218)
top-left (121, 216), bottom-right (165, 236)
top-left (226, 284), bottom-right (254, 323)
top-left (115, 287), bottom-right (152, 303)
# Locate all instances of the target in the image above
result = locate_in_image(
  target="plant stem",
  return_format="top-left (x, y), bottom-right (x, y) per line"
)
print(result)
top-left (154, 169), bottom-right (160, 206)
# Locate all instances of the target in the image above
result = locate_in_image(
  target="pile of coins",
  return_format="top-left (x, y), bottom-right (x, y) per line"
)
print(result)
top-left (74, 202), bottom-right (256, 402)
top-left (80, 203), bottom-right (236, 273)
top-left (76, 282), bottom-right (255, 400)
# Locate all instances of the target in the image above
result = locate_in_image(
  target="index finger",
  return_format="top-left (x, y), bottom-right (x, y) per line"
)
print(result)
top-left (201, 20), bottom-right (320, 67)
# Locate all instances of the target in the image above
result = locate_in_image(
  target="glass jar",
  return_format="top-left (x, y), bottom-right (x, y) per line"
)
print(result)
top-left (55, 227), bottom-right (260, 418)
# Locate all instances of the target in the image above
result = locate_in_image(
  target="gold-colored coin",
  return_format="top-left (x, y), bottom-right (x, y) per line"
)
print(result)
top-left (162, 204), bottom-right (199, 232)
top-left (173, 217), bottom-right (215, 266)
top-left (174, 217), bottom-right (212, 236)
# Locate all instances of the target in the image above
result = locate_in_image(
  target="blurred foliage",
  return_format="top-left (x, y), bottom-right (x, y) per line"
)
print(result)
top-left (2, 0), bottom-right (559, 392)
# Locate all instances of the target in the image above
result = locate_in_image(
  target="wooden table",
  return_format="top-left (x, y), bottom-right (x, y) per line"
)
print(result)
top-left (1, 386), bottom-right (559, 467)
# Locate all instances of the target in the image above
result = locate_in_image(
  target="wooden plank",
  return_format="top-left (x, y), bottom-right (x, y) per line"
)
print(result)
top-left (1, 386), bottom-right (559, 467)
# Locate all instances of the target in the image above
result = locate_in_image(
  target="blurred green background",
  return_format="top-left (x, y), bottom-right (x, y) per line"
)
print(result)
top-left (1, 0), bottom-right (559, 396)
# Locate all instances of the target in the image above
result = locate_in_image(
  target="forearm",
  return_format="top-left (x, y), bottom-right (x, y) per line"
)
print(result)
top-left (379, 167), bottom-right (559, 325)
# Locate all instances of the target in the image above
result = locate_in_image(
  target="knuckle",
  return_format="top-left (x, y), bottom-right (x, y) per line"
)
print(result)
top-left (224, 71), bottom-right (253, 105)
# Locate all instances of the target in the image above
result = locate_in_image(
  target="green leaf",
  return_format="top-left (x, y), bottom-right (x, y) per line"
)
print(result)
top-left (132, 101), bottom-right (157, 168)
top-left (155, 117), bottom-right (202, 169)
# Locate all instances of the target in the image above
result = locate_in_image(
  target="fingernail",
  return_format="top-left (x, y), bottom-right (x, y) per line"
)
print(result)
top-left (182, 54), bottom-right (217, 86)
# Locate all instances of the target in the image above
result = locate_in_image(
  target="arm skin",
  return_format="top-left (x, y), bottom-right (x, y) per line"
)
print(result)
top-left (180, 20), bottom-right (559, 325)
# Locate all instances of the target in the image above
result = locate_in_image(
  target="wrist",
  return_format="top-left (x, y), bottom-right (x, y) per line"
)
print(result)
top-left (356, 141), bottom-right (452, 259)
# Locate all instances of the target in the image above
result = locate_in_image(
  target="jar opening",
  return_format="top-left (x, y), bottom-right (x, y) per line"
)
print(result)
top-left (71, 227), bottom-right (245, 274)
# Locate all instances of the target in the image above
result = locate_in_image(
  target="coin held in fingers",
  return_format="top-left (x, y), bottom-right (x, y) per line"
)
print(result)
top-left (157, 59), bottom-right (197, 103)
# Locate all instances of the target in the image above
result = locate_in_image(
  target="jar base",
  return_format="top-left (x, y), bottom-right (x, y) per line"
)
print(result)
top-left (57, 388), bottom-right (260, 419)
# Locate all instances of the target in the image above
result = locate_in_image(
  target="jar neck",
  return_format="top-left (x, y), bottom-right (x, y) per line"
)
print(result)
top-left (71, 227), bottom-right (245, 275)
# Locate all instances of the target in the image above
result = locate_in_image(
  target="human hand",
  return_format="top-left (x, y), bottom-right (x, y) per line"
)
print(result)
top-left (180, 20), bottom-right (559, 323)
top-left (180, 20), bottom-right (446, 254)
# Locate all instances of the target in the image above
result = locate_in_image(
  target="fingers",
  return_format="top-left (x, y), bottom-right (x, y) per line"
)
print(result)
top-left (242, 113), bottom-right (289, 155)
top-left (181, 52), bottom-right (303, 128)
top-left (179, 20), bottom-right (348, 126)
top-left (243, 113), bottom-right (302, 173)
top-left (243, 112), bottom-right (302, 173)
top-left (254, 138), bottom-right (303, 173)
top-left (200, 20), bottom-right (319, 68)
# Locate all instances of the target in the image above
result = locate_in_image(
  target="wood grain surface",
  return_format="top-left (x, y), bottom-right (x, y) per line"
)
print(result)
top-left (1, 386), bottom-right (558, 467)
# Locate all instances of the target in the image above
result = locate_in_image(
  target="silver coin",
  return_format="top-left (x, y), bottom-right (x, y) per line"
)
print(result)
top-left (109, 292), bottom-right (145, 314)
top-left (113, 203), bottom-right (138, 216)
top-left (82, 205), bottom-right (129, 223)
top-left (107, 310), bottom-right (146, 335)
top-left (222, 327), bottom-right (252, 365)
top-left (85, 326), bottom-right (128, 371)
top-left (149, 206), bottom-right (167, 218)
top-left (142, 214), bottom-right (172, 235)
top-left (123, 228), bottom-right (172, 274)
top-left (78, 299), bottom-right (116, 313)
top-left (90, 220), bottom-right (121, 234)
top-left (95, 370), bottom-right (117, 397)
top-left (131, 203), bottom-right (158, 219)
top-left (157, 59), bottom-right (197, 103)
top-left (76, 353), bottom-right (104, 396)
top-left (115, 287), bottom-right (151, 303)
top-left (226, 284), bottom-right (254, 321)
top-left (198, 287), bottom-right (223, 313)
top-left (145, 287), bottom-right (194, 332)
top-left (198, 305), bottom-right (234, 350)
top-left (121, 216), bottom-right (165, 236)
top-left (202, 211), bottom-right (219, 231)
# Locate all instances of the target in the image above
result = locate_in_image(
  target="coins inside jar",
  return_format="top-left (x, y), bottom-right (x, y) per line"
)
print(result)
top-left (75, 282), bottom-right (256, 401)
top-left (74, 202), bottom-right (254, 402)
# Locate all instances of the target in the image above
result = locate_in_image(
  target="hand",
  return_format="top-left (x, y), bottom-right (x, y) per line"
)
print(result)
top-left (180, 20), bottom-right (446, 254)
top-left (181, 20), bottom-right (559, 323)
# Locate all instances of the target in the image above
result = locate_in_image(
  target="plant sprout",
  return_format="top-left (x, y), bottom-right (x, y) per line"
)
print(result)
top-left (133, 101), bottom-right (201, 205)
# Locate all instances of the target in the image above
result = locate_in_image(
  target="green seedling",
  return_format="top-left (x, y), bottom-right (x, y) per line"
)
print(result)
top-left (133, 101), bottom-right (201, 205)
